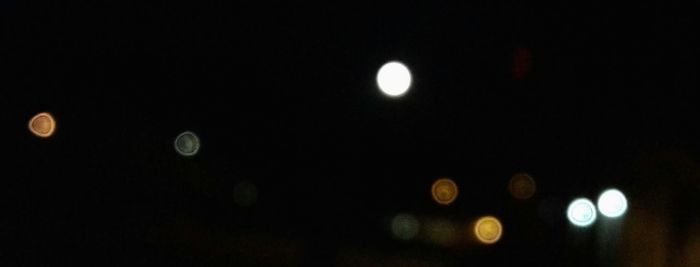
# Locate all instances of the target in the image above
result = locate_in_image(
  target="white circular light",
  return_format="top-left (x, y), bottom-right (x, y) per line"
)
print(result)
top-left (174, 131), bottom-right (201, 156)
top-left (376, 61), bottom-right (412, 97)
top-left (567, 198), bottom-right (597, 227)
top-left (597, 189), bottom-right (627, 218)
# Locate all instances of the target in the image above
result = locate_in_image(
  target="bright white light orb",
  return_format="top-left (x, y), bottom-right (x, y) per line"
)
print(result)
top-left (376, 61), bottom-right (412, 97)
top-left (597, 189), bottom-right (627, 218)
top-left (567, 198), bottom-right (597, 227)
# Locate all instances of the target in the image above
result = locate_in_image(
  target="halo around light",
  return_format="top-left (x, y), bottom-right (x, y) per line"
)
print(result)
top-left (376, 61), bottom-right (412, 97)
top-left (567, 198), bottom-right (597, 227)
top-left (597, 189), bottom-right (627, 218)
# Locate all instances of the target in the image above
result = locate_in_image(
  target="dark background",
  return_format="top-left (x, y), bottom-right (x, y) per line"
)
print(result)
top-left (2, 2), bottom-right (699, 266)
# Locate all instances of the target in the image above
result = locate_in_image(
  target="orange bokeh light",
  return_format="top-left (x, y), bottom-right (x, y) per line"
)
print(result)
top-left (28, 112), bottom-right (56, 138)
top-left (431, 178), bottom-right (458, 205)
top-left (508, 173), bottom-right (536, 200)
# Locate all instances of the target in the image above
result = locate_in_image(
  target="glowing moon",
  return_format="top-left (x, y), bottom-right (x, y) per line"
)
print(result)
top-left (174, 131), bottom-right (200, 156)
top-left (28, 112), bottom-right (56, 138)
top-left (376, 61), bottom-right (412, 97)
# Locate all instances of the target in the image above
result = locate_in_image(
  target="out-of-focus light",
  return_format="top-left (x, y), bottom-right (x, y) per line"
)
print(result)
top-left (174, 131), bottom-right (200, 156)
top-left (512, 47), bottom-right (533, 79)
top-left (567, 198), bottom-right (597, 227)
top-left (234, 181), bottom-right (258, 207)
top-left (28, 112), bottom-right (56, 138)
top-left (425, 219), bottom-right (457, 246)
top-left (431, 178), bottom-right (458, 205)
top-left (376, 61), bottom-right (411, 97)
top-left (391, 213), bottom-right (420, 241)
top-left (597, 189), bottom-right (627, 218)
top-left (474, 216), bottom-right (503, 244)
top-left (508, 173), bottom-right (536, 200)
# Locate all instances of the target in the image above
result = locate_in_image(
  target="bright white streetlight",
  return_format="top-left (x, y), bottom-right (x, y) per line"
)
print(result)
top-left (567, 198), bottom-right (597, 227)
top-left (376, 61), bottom-right (412, 97)
top-left (597, 189), bottom-right (628, 218)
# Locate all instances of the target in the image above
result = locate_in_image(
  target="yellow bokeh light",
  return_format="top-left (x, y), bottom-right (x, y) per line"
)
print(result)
top-left (508, 173), bottom-right (536, 200)
top-left (431, 178), bottom-right (458, 205)
top-left (28, 112), bottom-right (56, 138)
top-left (474, 216), bottom-right (503, 244)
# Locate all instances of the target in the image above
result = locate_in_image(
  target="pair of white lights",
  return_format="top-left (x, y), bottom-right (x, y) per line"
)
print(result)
top-left (567, 189), bottom-right (628, 227)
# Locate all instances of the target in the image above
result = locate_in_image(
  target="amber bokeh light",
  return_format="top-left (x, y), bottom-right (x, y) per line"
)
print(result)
top-left (28, 112), bottom-right (56, 138)
top-left (474, 216), bottom-right (503, 244)
top-left (431, 178), bottom-right (458, 205)
top-left (508, 173), bottom-right (536, 200)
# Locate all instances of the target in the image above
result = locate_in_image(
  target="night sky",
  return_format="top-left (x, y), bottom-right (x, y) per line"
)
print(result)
top-left (3, 2), bottom-right (700, 266)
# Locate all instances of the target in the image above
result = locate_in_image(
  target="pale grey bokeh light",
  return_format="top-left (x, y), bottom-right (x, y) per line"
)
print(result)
top-left (391, 213), bottom-right (420, 241)
top-left (174, 131), bottom-right (200, 156)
